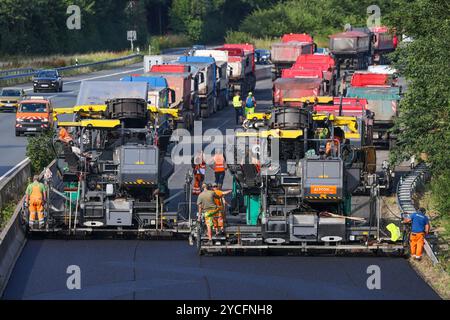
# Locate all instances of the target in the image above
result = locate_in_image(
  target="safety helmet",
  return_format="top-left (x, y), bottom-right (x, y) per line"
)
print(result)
top-left (248, 92), bottom-right (253, 96)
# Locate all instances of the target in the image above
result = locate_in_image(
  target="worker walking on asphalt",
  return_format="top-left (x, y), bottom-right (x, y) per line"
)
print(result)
top-left (212, 184), bottom-right (232, 235)
top-left (25, 175), bottom-right (47, 229)
top-left (192, 150), bottom-right (206, 195)
top-left (211, 149), bottom-right (226, 190)
top-left (404, 207), bottom-right (430, 261)
top-left (197, 183), bottom-right (221, 242)
top-left (232, 91), bottom-right (244, 125)
top-left (244, 92), bottom-right (256, 117)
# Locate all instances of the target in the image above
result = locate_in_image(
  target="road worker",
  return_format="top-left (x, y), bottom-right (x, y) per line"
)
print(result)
top-left (192, 150), bottom-right (206, 195)
top-left (211, 149), bottom-right (226, 190)
top-left (325, 127), bottom-right (344, 157)
top-left (404, 207), bottom-right (430, 261)
top-left (25, 175), bottom-right (47, 229)
top-left (58, 127), bottom-right (73, 144)
top-left (212, 183), bottom-right (232, 235)
top-left (197, 183), bottom-right (221, 243)
top-left (232, 91), bottom-right (244, 125)
top-left (244, 92), bottom-right (256, 117)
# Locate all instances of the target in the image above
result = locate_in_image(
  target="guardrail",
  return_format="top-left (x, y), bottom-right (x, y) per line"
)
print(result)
top-left (396, 162), bottom-right (439, 264)
top-left (0, 68), bottom-right (35, 77)
top-left (0, 54), bottom-right (142, 81)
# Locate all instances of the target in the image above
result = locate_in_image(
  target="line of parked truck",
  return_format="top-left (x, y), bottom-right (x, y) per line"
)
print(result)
top-left (270, 25), bottom-right (401, 148)
top-left (139, 44), bottom-right (257, 129)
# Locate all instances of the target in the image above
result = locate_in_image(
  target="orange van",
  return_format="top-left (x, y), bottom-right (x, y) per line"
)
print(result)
top-left (15, 97), bottom-right (53, 136)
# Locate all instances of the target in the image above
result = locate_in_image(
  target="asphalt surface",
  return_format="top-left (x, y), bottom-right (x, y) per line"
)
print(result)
top-left (1, 62), bottom-right (440, 300)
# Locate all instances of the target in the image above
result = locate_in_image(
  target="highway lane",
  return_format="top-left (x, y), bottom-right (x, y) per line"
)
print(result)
top-left (0, 62), bottom-right (146, 176)
top-left (2, 69), bottom-right (440, 300)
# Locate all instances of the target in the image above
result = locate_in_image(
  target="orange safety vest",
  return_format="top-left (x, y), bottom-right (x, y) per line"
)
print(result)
top-left (59, 127), bottom-right (73, 142)
top-left (213, 154), bottom-right (225, 173)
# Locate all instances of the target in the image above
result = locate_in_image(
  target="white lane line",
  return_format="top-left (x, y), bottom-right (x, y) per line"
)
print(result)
top-left (23, 67), bottom-right (144, 92)
top-left (0, 158), bottom-right (30, 182)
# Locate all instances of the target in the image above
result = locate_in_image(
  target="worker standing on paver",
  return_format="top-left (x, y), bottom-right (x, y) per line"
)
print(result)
top-left (244, 92), bottom-right (256, 117)
top-left (197, 183), bottom-right (220, 243)
top-left (25, 175), bottom-right (47, 229)
top-left (404, 207), bottom-right (430, 261)
top-left (192, 150), bottom-right (206, 195)
top-left (232, 91), bottom-right (244, 125)
top-left (211, 149), bottom-right (226, 190)
top-left (58, 127), bottom-right (73, 144)
top-left (212, 183), bottom-right (232, 235)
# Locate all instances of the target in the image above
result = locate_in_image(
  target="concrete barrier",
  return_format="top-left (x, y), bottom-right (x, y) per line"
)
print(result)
top-left (0, 160), bottom-right (56, 297)
top-left (0, 198), bottom-right (26, 297)
top-left (0, 159), bottom-right (31, 212)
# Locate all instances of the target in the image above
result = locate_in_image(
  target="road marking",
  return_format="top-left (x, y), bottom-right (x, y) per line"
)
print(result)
top-left (23, 67), bottom-right (144, 93)
top-left (0, 158), bottom-right (30, 182)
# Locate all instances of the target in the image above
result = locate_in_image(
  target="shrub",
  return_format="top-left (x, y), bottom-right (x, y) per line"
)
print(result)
top-left (26, 131), bottom-right (56, 174)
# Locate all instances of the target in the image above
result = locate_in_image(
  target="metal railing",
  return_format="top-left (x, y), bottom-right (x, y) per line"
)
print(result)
top-left (0, 54), bottom-right (142, 81)
top-left (396, 162), bottom-right (439, 264)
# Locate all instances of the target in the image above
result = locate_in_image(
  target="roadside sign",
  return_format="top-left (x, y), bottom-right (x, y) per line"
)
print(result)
top-left (127, 30), bottom-right (137, 41)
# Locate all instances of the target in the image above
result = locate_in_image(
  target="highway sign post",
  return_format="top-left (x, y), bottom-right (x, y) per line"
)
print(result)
top-left (127, 30), bottom-right (137, 51)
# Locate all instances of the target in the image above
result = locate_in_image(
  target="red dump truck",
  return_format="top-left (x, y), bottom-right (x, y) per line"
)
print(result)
top-left (145, 64), bottom-right (198, 131)
top-left (290, 54), bottom-right (338, 95)
top-left (271, 33), bottom-right (315, 79)
top-left (273, 77), bottom-right (323, 107)
top-left (370, 26), bottom-right (398, 64)
top-left (216, 44), bottom-right (256, 96)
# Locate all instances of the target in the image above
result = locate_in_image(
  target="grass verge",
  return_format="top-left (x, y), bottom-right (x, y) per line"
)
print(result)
top-left (149, 34), bottom-right (193, 54)
top-left (0, 201), bottom-right (16, 232)
top-left (411, 188), bottom-right (450, 299)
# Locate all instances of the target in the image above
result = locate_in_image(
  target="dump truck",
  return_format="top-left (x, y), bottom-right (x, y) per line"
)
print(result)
top-left (193, 49), bottom-right (230, 111)
top-left (190, 107), bottom-right (404, 255)
top-left (329, 30), bottom-right (372, 75)
top-left (271, 33), bottom-right (315, 79)
top-left (346, 85), bottom-right (401, 149)
top-left (273, 77), bottom-right (324, 107)
top-left (146, 64), bottom-right (198, 131)
top-left (29, 81), bottom-right (191, 236)
top-left (370, 26), bottom-right (398, 64)
top-left (216, 44), bottom-right (256, 96)
top-left (176, 56), bottom-right (217, 118)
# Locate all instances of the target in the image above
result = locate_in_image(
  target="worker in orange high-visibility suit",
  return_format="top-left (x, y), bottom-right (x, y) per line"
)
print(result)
top-left (212, 149), bottom-right (226, 190)
top-left (192, 150), bottom-right (206, 195)
top-left (58, 127), bottom-right (73, 144)
top-left (25, 175), bottom-right (47, 229)
top-left (212, 184), bottom-right (232, 235)
top-left (404, 207), bottom-right (430, 261)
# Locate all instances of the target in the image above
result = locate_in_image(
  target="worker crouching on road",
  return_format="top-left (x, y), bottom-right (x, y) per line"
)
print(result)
top-left (25, 175), bottom-right (47, 229)
top-left (232, 91), bottom-right (244, 125)
top-left (192, 150), bottom-right (206, 195)
top-left (212, 183), bottom-right (232, 235)
top-left (197, 183), bottom-right (221, 243)
top-left (211, 149), bottom-right (226, 190)
top-left (404, 207), bottom-right (430, 261)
